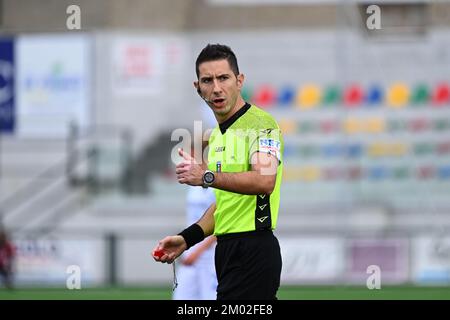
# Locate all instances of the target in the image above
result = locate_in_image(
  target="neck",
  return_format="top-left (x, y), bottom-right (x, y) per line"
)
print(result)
top-left (215, 96), bottom-right (246, 124)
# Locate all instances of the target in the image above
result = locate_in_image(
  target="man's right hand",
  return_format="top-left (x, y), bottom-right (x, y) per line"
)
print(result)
top-left (152, 235), bottom-right (187, 264)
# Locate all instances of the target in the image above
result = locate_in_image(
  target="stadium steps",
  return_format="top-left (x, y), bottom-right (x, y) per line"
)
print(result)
top-left (0, 136), bottom-right (95, 234)
top-left (0, 137), bottom-right (67, 198)
top-left (0, 137), bottom-right (68, 224)
top-left (121, 131), bottom-right (175, 194)
top-left (53, 177), bottom-right (188, 236)
top-left (2, 175), bottom-right (85, 230)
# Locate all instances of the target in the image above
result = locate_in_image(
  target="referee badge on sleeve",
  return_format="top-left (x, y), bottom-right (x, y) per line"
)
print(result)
top-left (258, 138), bottom-right (281, 161)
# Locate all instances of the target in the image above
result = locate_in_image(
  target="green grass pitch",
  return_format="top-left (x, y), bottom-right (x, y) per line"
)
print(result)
top-left (1, 285), bottom-right (449, 300)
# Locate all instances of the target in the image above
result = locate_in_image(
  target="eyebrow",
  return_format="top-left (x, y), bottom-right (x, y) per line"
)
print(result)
top-left (200, 73), bottom-right (231, 81)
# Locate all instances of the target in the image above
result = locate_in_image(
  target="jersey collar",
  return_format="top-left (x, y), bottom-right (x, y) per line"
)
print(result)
top-left (219, 102), bottom-right (251, 134)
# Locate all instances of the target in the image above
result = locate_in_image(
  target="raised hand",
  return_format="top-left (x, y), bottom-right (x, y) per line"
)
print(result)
top-left (175, 148), bottom-right (204, 186)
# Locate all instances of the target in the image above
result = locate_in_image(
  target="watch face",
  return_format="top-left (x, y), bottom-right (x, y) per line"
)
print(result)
top-left (204, 172), bottom-right (214, 184)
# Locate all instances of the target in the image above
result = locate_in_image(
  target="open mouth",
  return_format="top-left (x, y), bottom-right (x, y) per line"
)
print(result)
top-left (212, 98), bottom-right (226, 108)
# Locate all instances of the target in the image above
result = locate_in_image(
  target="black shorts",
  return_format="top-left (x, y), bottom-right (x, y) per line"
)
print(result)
top-left (215, 229), bottom-right (282, 300)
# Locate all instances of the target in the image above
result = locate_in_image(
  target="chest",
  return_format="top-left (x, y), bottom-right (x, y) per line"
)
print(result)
top-left (208, 133), bottom-right (250, 173)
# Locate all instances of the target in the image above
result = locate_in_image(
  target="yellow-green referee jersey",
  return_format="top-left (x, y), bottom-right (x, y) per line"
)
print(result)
top-left (207, 103), bottom-right (284, 236)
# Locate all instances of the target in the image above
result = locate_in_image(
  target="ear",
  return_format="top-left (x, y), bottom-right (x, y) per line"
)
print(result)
top-left (237, 74), bottom-right (245, 90)
top-left (194, 81), bottom-right (199, 90)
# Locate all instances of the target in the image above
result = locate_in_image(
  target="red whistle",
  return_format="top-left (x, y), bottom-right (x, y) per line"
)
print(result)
top-left (153, 249), bottom-right (165, 258)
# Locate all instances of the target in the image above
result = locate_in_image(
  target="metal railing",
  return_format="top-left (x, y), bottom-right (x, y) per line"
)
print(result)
top-left (0, 122), bottom-right (133, 232)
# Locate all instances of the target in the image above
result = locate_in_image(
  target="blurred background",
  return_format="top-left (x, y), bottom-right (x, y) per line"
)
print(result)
top-left (1, 0), bottom-right (450, 299)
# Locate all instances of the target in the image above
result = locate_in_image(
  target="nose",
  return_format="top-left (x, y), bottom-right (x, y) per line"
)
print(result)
top-left (212, 79), bottom-right (222, 94)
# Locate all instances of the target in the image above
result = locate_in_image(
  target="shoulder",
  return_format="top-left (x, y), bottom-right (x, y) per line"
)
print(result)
top-left (243, 105), bottom-right (280, 130)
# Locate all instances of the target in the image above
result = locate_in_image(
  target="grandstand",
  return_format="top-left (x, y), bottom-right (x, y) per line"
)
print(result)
top-left (0, 0), bottom-right (450, 298)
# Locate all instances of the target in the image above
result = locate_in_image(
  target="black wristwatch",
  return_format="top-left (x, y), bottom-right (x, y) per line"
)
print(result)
top-left (202, 170), bottom-right (215, 188)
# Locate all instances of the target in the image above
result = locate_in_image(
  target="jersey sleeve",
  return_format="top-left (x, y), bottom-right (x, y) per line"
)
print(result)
top-left (248, 128), bottom-right (282, 162)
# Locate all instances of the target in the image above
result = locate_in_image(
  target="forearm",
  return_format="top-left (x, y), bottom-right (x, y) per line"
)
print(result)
top-left (196, 202), bottom-right (216, 237)
top-left (212, 171), bottom-right (275, 195)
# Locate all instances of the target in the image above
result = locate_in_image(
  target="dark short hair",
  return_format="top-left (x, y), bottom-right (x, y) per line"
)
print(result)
top-left (195, 44), bottom-right (240, 78)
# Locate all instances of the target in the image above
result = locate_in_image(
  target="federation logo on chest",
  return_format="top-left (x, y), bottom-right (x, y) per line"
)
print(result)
top-left (216, 161), bottom-right (222, 172)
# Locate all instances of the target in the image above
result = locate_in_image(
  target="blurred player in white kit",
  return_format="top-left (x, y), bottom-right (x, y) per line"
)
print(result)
top-left (172, 185), bottom-right (217, 300)
top-left (173, 106), bottom-right (218, 300)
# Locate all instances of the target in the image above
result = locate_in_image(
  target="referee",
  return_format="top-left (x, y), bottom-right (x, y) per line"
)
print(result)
top-left (153, 44), bottom-right (284, 300)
